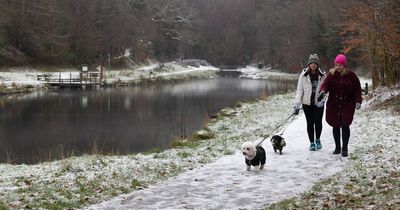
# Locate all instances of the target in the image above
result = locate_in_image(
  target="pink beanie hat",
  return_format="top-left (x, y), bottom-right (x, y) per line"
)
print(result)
top-left (334, 54), bottom-right (347, 67)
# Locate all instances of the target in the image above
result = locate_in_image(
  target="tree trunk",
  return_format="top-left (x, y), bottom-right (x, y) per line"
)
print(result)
top-left (17, 0), bottom-right (26, 49)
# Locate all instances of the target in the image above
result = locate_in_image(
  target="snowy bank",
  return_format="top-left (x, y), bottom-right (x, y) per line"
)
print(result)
top-left (0, 61), bottom-right (298, 95)
top-left (0, 60), bottom-right (219, 94)
top-left (238, 65), bottom-right (298, 81)
top-left (102, 60), bottom-right (219, 85)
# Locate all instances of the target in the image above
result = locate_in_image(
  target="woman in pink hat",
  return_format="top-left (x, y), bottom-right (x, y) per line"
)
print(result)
top-left (317, 54), bottom-right (362, 157)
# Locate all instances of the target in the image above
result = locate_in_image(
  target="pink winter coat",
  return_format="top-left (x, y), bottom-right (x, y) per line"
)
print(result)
top-left (320, 69), bottom-right (362, 127)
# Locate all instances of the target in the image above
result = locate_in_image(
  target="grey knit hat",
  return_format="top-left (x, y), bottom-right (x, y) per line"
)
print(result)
top-left (307, 54), bottom-right (319, 66)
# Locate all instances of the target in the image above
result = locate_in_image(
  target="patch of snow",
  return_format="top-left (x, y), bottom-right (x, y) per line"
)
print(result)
top-left (137, 63), bottom-right (160, 72)
top-left (236, 65), bottom-right (297, 80)
top-left (361, 83), bottom-right (400, 109)
top-left (0, 72), bottom-right (43, 86)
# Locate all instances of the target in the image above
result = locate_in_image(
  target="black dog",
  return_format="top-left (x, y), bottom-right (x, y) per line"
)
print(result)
top-left (270, 135), bottom-right (286, 155)
top-left (241, 141), bottom-right (266, 171)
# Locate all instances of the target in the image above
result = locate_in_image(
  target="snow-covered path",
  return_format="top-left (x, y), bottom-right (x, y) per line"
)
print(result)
top-left (87, 112), bottom-right (350, 210)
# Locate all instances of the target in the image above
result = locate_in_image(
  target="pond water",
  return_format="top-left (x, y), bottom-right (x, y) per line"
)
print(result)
top-left (0, 78), bottom-right (296, 164)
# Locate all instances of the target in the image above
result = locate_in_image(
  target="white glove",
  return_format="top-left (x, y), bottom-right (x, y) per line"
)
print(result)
top-left (316, 100), bottom-right (325, 108)
top-left (356, 103), bottom-right (361, 110)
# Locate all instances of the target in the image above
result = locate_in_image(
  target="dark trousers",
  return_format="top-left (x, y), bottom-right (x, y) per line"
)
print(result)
top-left (302, 104), bottom-right (324, 143)
top-left (333, 126), bottom-right (350, 152)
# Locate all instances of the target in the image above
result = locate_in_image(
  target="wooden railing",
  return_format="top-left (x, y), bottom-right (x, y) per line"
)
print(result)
top-left (45, 72), bottom-right (101, 88)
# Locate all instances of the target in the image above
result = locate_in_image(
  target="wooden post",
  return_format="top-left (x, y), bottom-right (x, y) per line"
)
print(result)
top-left (100, 64), bottom-right (103, 80)
top-left (82, 64), bottom-right (88, 86)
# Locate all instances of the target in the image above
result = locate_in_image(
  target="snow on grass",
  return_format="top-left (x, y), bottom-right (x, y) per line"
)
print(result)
top-left (238, 65), bottom-right (298, 80)
top-left (362, 83), bottom-right (400, 110)
top-left (0, 91), bottom-right (294, 209)
top-left (102, 61), bottom-right (218, 85)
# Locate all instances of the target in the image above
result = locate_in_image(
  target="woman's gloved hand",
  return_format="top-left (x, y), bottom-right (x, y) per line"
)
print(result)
top-left (317, 92), bottom-right (325, 102)
top-left (294, 102), bottom-right (301, 115)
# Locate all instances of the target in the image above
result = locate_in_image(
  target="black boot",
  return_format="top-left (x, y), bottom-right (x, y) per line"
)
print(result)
top-left (333, 128), bottom-right (341, 154)
top-left (341, 149), bottom-right (348, 157)
top-left (333, 148), bottom-right (341, 154)
top-left (341, 126), bottom-right (350, 157)
top-left (342, 138), bottom-right (349, 157)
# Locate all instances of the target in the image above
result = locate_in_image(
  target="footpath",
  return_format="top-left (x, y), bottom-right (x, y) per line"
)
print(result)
top-left (87, 112), bottom-right (350, 210)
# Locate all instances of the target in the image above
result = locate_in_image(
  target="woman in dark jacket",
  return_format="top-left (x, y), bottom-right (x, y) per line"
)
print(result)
top-left (318, 54), bottom-right (362, 157)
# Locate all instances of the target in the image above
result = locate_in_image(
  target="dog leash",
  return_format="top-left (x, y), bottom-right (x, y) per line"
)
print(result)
top-left (256, 109), bottom-right (301, 146)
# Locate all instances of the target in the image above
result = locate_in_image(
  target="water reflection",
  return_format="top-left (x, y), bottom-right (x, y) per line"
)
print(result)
top-left (0, 78), bottom-right (296, 164)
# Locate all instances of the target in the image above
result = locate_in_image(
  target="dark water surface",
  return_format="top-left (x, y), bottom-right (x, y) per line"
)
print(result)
top-left (0, 78), bottom-right (296, 164)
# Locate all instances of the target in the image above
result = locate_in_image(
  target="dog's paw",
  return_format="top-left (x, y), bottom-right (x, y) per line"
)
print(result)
top-left (259, 164), bottom-right (265, 170)
top-left (246, 165), bottom-right (251, 171)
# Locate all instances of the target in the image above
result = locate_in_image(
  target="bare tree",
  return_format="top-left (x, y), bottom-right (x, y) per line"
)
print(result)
top-left (0, 0), bottom-right (373, 76)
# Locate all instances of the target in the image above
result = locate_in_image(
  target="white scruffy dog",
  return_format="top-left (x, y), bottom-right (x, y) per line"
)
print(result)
top-left (241, 141), bottom-right (266, 171)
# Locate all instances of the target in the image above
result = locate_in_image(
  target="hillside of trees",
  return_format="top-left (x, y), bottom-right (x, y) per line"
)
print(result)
top-left (0, 0), bottom-right (398, 86)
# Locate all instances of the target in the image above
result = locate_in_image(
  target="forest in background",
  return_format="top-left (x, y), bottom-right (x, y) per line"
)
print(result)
top-left (0, 0), bottom-right (399, 87)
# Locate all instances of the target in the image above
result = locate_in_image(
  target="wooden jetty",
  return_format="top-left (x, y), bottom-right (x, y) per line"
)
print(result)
top-left (47, 71), bottom-right (102, 88)
top-left (45, 65), bottom-right (103, 88)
